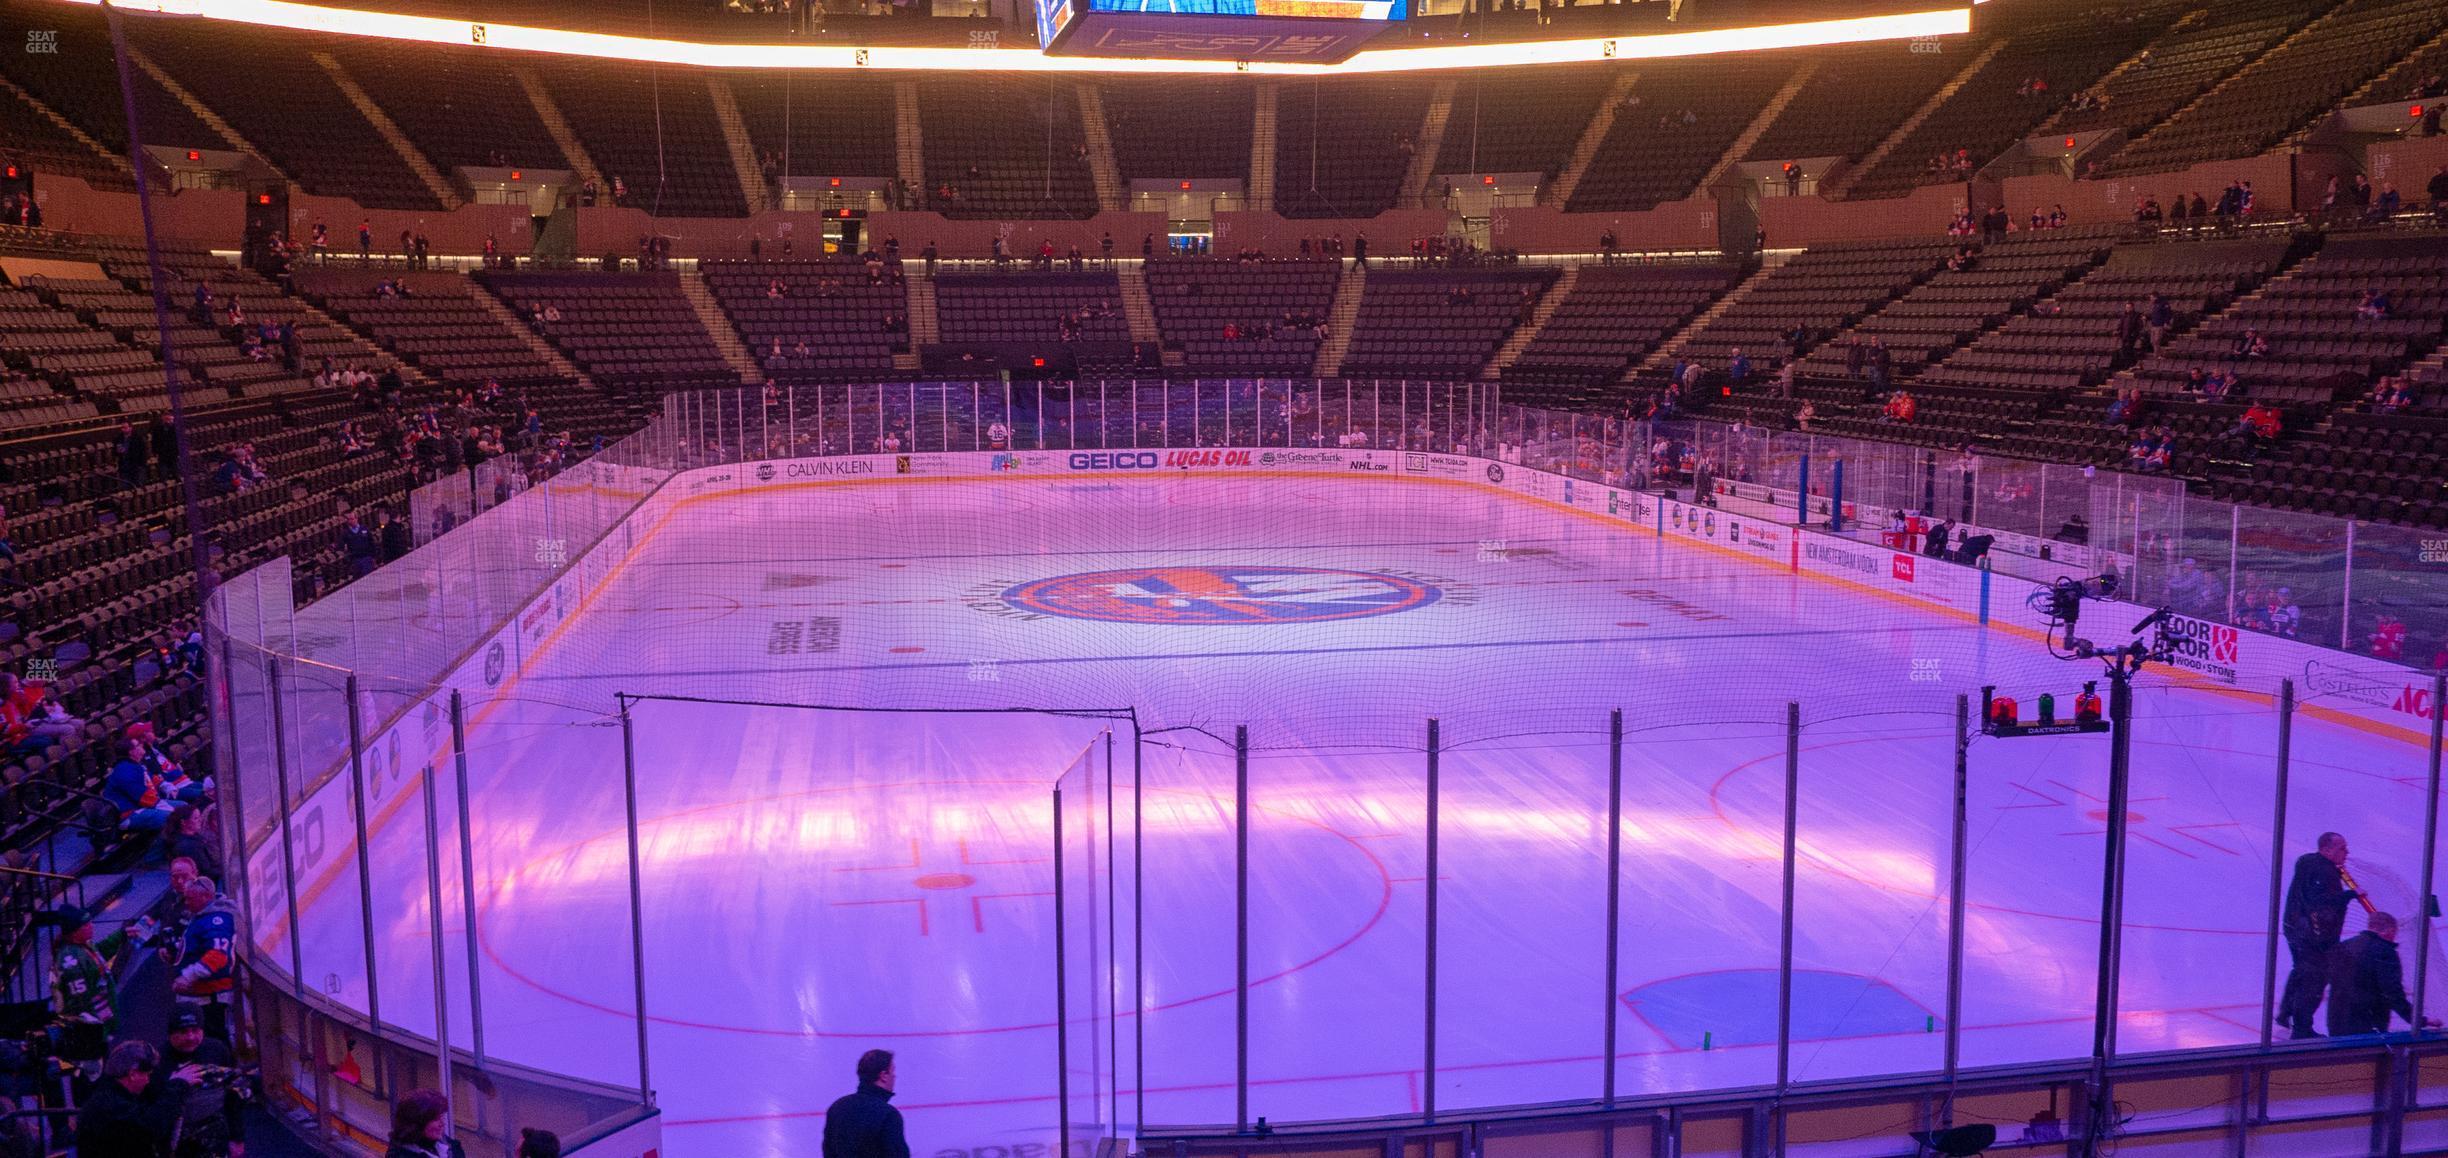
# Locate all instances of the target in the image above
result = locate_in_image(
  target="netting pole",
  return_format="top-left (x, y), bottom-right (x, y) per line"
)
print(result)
top-left (2089, 665), bottom-right (2139, 1152)
top-left (1195, 382), bottom-right (1203, 446)
top-left (1100, 381), bottom-right (1110, 449)
top-left (344, 675), bottom-right (384, 1034)
top-left (762, 385), bottom-right (772, 458)
top-left (1037, 382), bottom-right (1047, 448)
top-left (265, 658), bottom-right (308, 996)
top-left (787, 387), bottom-right (798, 456)
top-left (2341, 521), bottom-right (2358, 650)
top-left (618, 696), bottom-right (655, 1106)
top-left (1234, 723), bottom-right (1250, 1134)
top-left (1103, 729), bottom-right (1120, 1135)
top-left (1943, 693), bottom-right (1970, 1101)
top-left (2259, 679), bottom-right (2295, 1047)
top-left (1053, 783), bottom-right (1073, 1156)
top-left (1424, 717), bottom-right (1441, 1124)
top-left (1131, 719), bottom-right (1146, 1135)
top-left (1775, 702), bottom-right (1799, 1104)
top-left (419, 760), bottom-right (455, 1127)
top-left (2413, 671), bottom-right (2446, 1035)
top-left (1602, 708), bottom-right (1623, 1108)
top-left (448, 693), bottom-right (487, 1070)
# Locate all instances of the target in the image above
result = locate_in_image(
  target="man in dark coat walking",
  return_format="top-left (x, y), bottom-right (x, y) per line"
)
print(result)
top-left (2279, 831), bottom-right (2356, 1037)
top-left (2326, 912), bottom-right (2439, 1035)
top-left (823, 1049), bottom-right (910, 1158)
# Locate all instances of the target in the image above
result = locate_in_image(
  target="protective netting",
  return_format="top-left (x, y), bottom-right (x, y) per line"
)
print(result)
top-left (203, 381), bottom-right (2448, 1152)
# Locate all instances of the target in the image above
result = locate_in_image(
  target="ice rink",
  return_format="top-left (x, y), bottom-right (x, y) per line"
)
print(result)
top-left (280, 469), bottom-right (2441, 1156)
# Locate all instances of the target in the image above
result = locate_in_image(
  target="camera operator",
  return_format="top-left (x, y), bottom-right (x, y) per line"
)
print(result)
top-left (76, 1040), bottom-right (205, 1158)
top-left (156, 1010), bottom-right (245, 1157)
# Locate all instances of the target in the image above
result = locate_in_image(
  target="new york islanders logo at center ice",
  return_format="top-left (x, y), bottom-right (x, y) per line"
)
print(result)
top-left (1003, 565), bottom-right (1441, 624)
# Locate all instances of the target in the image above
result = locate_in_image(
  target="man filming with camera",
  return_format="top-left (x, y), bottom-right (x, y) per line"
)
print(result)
top-left (75, 1040), bottom-right (207, 1157)
top-left (157, 1008), bottom-right (245, 1157)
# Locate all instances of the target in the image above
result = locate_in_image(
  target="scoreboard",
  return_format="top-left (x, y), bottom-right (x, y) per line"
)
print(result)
top-left (1037, 0), bottom-right (1406, 63)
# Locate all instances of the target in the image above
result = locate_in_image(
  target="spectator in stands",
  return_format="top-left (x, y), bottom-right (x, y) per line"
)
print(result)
top-left (2258, 587), bottom-right (2303, 638)
top-left (2372, 375), bottom-right (2413, 414)
top-left (76, 1040), bottom-right (204, 1156)
top-left (2128, 428), bottom-right (2167, 473)
top-left (2164, 557), bottom-right (2218, 615)
top-left (105, 737), bottom-right (186, 834)
top-left (8, 691), bottom-right (78, 756)
top-left (2430, 166), bottom-right (2448, 225)
top-left (2146, 293), bottom-right (2174, 350)
top-left (2115, 303), bottom-right (2144, 360)
top-left (388, 1088), bottom-right (465, 1158)
top-left (341, 511), bottom-right (379, 577)
top-left (2233, 328), bottom-right (2269, 359)
top-left (2229, 402), bottom-right (2281, 455)
top-left (1728, 349), bottom-right (1751, 384)
top-left (1882, 390), bottom-right (1916, 425)
top-left (2106, 387), bottom-right (2141, 426)
top-left (2356, 289), bottom-right (2392, 320)
top-left (164, 803), bottom-right (223, 885)
top-left (0, 498), bottom-right (11, 563)
top-left (115, 420), bottom-right (147, 486)
top-left (1774, 358), bottom-right (1797, 399)
top-left (519, 1128), bottom-right (563, 1158)
top-left (155, 1006), bottom-right (242, 1154)
top-left (2375, 183), bottom-right (2402, 222)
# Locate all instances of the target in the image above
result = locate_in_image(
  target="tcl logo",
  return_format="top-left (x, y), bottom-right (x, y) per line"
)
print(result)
top-left (1891, 554), bottom-right (1916, 583)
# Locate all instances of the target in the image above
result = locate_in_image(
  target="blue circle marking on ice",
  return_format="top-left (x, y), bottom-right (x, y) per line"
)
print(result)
top-left (1003, 565), bottom-right (1442, 625)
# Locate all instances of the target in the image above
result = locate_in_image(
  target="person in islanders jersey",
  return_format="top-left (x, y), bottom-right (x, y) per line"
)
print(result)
top-left (166, 878), bottom-right (242, 1040)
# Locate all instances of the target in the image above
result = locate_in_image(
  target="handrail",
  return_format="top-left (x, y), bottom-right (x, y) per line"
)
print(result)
top-left (0, 864), bottom-right (80, 884)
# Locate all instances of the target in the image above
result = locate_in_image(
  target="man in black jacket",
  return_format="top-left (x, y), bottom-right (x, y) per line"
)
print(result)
top-left (2279, 831), bottom-right (2355, 1038)
top-left (822, 1050), bottom-right (909, 1158)
top-left (157, 1007), bottom-right (244, 1156)
top-left (77, 1039), bottom-right (203, 1157)
top-left (2326, 912), bottom-right (2440, 1036)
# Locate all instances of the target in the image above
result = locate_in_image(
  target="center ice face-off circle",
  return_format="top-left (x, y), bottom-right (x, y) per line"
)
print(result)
top-left (1002, 565), bottom-right (1443, 625)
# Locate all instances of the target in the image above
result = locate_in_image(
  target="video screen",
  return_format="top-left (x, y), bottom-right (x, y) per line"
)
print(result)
top-left (1081, 0), bottom-right (1405, 18)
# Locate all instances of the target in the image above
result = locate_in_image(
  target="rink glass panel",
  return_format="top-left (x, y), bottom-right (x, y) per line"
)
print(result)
top-left (204, 379), bottom-right (2448, 1151)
